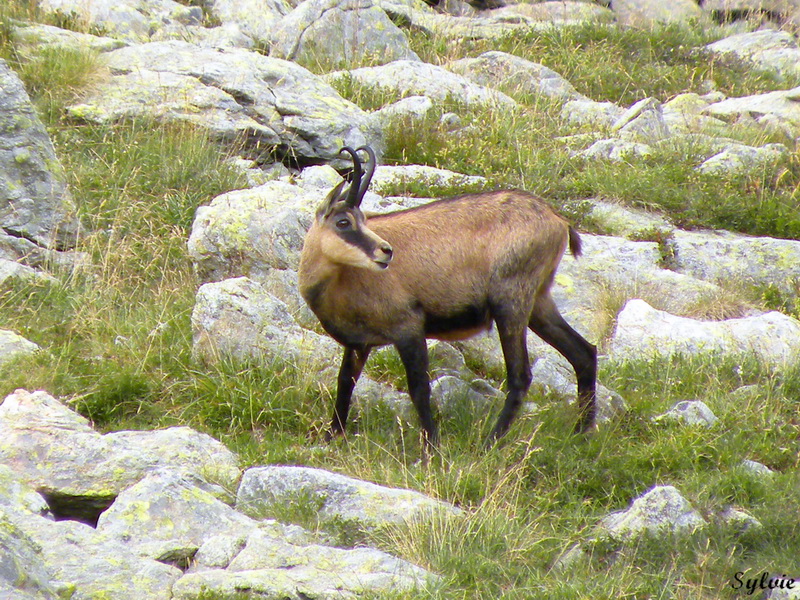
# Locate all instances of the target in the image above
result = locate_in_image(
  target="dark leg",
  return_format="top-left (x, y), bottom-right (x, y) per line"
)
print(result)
top-left (395, 337), bottom-right (439, 450)
top-left (487, 312), bottom-right (533, 445)
top-left (326, 345), bottom-right (371, 441)
top-left (529, 293), bottom-right (597, 433)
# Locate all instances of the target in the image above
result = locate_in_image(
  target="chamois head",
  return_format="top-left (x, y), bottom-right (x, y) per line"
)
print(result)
top-left (315, 146), bottom-right (393, 271)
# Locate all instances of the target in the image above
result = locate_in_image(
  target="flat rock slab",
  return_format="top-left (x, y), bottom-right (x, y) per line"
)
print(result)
top-left (0, 389), bottom-right (240, 500)
top-left (705, 86), bottom-right (800, 134)
top-left (611, 0), bottom-right (704, 26)
top-left (498, 1), bottom-right (616, 24)
top-left (174, 530), bottom-right (436, 599)
top-left (11, 22), bottom-right (128, 53)
top-left (609, 299), bottom-right (800, 367)
top-left (447, 50), bottom-right (586, 102)
top-left (669, 229), bottom-right (800, 296)
top-left (39, 0), bottom-right (203, 42)
top-left (236, 465), bottom-right (463, 530)
top-left (325, 59), bottom-right (517, 110)
top-left (706, 30), bottom-right (800, 83)
top-left (369, 164), bottom-right (488, 196)
top-left (697, 142), bottom-right (789, 176)
top-left (0, 330), bottom-right (39, 368)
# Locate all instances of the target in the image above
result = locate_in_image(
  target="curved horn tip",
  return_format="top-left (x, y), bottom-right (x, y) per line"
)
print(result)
top-left (353, 146), bottom-right (376, 204)
top-left (339, 146), bottom-right (358, 160)
top-left (354, 146), bottom-right (376, 160)
top-left (338, 146), bottom-right (363, 207)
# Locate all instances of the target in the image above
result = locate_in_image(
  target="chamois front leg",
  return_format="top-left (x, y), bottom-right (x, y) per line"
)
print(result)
top-left (395, 337), bottom-right (439, 450)
top-left (326, 344), bottom-right (371, 441)
top-left (486, 311), bottom-right (532, 446)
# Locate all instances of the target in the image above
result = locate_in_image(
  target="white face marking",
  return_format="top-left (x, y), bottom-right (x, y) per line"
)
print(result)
top-left (319, 215), bottom-right (392, 271)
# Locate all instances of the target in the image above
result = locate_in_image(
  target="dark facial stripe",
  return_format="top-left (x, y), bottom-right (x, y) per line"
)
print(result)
top-left (339, 227), bottom-right (379, 257)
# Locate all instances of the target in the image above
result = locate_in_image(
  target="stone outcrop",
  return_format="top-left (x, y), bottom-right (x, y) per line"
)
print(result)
top-left (68, 41), bottom-right (382, 165)
top-left (270, 0), bottom-right (420, 67)
top-left (0, 389), bottom-right (240, 517)
top-left (236, 465), bottom-right (463, 530)
top-left (0, 389), bottom-right (443, 599)
top-left (706, 30), bottom-right (800, 83)
top-left (0, 60), bottom-right (79, 259)
top-left (447, 50), bottom-right (587, 103)
top-left (596, 485), bottom-right (707, 541)
top-left (0, 330), bottom-right (39, 368)
top-left (39, 0), bottom-right (203, 42)
top-left (654, 400), bottom-right (719, 427)
top-left (668, 229), bottom-right (800, 296)
top-left (191, 276), bottom-right (339, 367)
top-left (609, 299), bottom-right (800, 367)
top-left (611, 0), bottom-right (705, 26)
top-left (325, 60), bottom-right (518, 110)
top-left (211, 0), bottom-right (293, 44)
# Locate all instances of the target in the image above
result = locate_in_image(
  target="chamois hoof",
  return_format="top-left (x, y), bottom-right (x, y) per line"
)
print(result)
top-left (323, 428), bottom-right (346, 444)
top-left (573, 418), bottom-right (596, 435)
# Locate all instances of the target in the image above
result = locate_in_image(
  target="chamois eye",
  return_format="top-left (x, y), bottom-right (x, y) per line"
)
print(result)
top-left (336, 218), bottom-right (350, 230)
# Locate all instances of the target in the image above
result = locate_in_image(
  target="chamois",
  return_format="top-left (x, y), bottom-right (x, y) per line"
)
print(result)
top-left (298, 146), bottom-right (597, 449)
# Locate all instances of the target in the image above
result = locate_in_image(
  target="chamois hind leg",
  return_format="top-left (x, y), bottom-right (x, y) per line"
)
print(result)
top-left (395, 336), bottom-right (439, 450)
top-left (529, 291), bottom-right (597, 433)
top-left (486, 310), bottom-right (533, 445)
top-left (326, 344), bottom-right (371, 441)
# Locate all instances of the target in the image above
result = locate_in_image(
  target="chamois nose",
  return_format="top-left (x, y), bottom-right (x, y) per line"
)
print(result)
top-left (381, 244), bottom-right (393, 259)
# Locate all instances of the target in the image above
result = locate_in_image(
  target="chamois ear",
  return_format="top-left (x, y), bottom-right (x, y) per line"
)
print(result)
top-left (317, 179), bottom-right (348, 220)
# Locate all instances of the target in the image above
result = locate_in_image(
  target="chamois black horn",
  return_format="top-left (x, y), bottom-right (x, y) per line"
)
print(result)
top-left (355, 146), bottom-right (376, 204)
top-left (339, 146), bottom-right (362, 207)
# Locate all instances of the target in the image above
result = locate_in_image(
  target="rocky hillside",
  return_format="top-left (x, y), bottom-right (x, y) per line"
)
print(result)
top-left (1, 0), bottom-right (800, 598)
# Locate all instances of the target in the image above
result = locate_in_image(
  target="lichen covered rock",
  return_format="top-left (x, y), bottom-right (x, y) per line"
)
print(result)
top-left (236, 465), bottom-right (463, 531)
top-left (325, 59), bottom-right (517, 110)
top-left (68, 41), bottom-right (382, 164)
top-left (191, 276), bottom-right (338, 366)
top-left (0, 60), bottom-right (79, 253)
top-left (0, 389), bottom-right (240, 500)
top-left (271, 0), bottom-right (419, 67)
top-left (609, 299), bottom-right (800, 367)
top-left (597, 485), bottom-right (707, 541)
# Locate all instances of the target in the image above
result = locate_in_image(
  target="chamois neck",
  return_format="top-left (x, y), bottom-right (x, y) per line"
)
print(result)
top-left (298, 230), bottom-right (342, 298)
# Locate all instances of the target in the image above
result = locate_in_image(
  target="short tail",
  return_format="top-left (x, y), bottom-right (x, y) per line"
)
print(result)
top-left (568, 226), bottom-right (582, 258)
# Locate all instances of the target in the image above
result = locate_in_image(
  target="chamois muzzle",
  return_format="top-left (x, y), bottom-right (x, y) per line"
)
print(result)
top-left (374, 243), bottom-right (393, 269)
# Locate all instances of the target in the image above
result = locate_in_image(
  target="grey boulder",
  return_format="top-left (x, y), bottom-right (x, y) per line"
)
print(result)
top-left (68, 41), bottom-right (382, 164)
top-left (0, 60), bottom-right (79, 253)
top-left (236, 465), bottom-right (463, 531)
top-left (271, 0), bottom-right (420, 68)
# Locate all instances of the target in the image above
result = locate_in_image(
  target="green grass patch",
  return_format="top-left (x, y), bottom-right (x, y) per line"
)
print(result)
top-left (411, 22), bottom-right (795, 105)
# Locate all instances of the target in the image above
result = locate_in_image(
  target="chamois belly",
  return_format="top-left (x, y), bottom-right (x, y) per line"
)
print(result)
top-left (317, 316), bottom-right (395, 348)
top-left (423, 303), bottom-right (492, 341)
